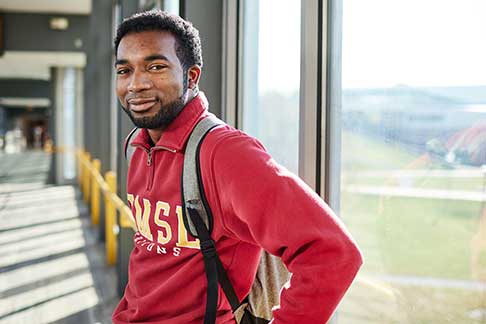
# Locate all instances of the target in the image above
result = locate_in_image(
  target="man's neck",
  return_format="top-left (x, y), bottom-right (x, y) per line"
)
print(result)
top-left (147, 129), bottom-right (162, 146)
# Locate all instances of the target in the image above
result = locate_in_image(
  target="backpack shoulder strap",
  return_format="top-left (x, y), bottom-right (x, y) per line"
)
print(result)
top-left (181, 115), bottom-right (241, 324)
top-left (182, 116), bottom-right (222, 236)
top-left (124, 127), bottom-right (141, 166)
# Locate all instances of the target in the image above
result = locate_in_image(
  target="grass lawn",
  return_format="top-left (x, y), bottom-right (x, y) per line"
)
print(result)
top-left (340, 275), bottom-right (486, 324)
top-left (342, 192), bottom-right (481, 279)
top-left (338, 130), bottom-right (486, 323)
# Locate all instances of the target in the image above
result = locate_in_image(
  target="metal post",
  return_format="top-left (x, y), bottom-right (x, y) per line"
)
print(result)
top-left (105, 171), bottom-right (118, 266)
top-left (81, 151), bottom-right (87, 202)
top-left (77, 150), bottom-right (82, 186)
top-left (83, 152), bottom-right (91, 203)
top-left (91, 159), bottom-right (101, 225)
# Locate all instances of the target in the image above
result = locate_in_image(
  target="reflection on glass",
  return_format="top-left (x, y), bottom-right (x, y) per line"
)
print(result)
top-left (241, 0), bottom-right (301, 174)
top-left (338, 1), bottom-right (486, 323)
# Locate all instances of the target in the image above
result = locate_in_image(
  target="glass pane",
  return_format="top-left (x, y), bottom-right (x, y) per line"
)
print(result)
top-left (163, 0), bottom-right (179, 15)
top-left (241, 0), bottom-right (301, 174)
top-left (338, 1), bottom-right (486, 323)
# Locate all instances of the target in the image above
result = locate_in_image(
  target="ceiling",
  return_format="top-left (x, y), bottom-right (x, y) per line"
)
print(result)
top-left (0, 97), bottom-right (51, 108)
top-left (0, 1), bottom-right (91, 81)
top-left (0, 51), bottom-right (86, 80)
top-left (0, 0), bottom-right (91, 15)
top-left (0, 1), bottom-right (91, 109)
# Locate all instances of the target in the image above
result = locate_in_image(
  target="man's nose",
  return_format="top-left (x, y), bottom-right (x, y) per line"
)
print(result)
top-left (127, 71), bottom-right (152, 92)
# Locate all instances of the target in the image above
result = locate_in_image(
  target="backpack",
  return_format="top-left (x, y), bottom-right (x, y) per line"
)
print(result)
top-left (125, 115), bottom-right (290, 324)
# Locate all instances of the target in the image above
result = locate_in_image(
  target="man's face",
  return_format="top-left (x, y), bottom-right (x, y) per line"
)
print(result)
top-left (115, 30), bottom-right (187, 130)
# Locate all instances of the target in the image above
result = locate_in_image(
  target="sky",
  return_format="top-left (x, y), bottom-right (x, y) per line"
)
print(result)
top-left (255, 0), bottom-right (486, 92)
top-left (257, 0), bottom-right (301, 94)
top-left (342, 0), bottom-right (486, 88)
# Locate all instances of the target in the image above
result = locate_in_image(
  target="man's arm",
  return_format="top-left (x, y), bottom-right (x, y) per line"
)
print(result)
top-left (204, 130), bottom-right (363, 324)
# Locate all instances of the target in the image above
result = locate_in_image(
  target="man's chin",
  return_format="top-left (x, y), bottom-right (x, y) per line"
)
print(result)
top-left (128, 112), bottom-right (174, 130)
top-left (131, 117), bottom-right (162, 129)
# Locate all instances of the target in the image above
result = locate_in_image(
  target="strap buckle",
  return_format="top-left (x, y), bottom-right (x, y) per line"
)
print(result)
top-left (200, 239), bottom-right (216, 258)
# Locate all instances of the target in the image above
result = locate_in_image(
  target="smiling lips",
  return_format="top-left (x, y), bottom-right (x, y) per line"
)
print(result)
top-left (128, 97), bottom-right (159, 113)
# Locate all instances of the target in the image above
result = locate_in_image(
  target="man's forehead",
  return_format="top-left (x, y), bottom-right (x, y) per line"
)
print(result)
top-left (117, 30), bottom-right (177, 55)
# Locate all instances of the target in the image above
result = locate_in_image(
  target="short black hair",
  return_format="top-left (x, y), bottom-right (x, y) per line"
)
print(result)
top-left (114, 10), bottom-right (203, 70)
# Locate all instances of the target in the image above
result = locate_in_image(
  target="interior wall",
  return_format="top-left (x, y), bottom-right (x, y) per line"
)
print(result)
top-left (4, 13), bottom-right (88, 52)
top-left (0, 79), bottom-right (50, 98)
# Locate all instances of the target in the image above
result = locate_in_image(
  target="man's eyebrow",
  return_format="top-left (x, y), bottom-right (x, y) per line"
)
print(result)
top-left (144, 54), bottom-right (170, 62)
top-left (115, 59), bottom-right (128, 66)
top-left (114, 55), bottom-right (169, 66)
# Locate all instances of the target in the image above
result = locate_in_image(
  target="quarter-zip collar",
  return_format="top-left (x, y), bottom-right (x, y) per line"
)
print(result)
top-left (130, 92), bottom-right (210, 152)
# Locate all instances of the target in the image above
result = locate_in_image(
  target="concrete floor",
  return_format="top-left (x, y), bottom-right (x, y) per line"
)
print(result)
top-left (0, 151), bottom-right (120, 324)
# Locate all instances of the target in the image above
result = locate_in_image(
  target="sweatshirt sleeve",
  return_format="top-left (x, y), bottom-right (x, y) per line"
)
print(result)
top-left (204, 131), bottom-right (363, 324)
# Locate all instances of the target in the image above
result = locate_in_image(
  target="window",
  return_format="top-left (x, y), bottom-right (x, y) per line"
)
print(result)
top-left (162, 0), bottom-right (179, 15)
top-left (240, 0), bottom-right (301, 174)
top-left (336, 0), bottom-right (486, 322)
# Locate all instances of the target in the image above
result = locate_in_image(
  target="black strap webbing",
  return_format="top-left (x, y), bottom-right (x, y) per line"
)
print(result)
top-left (216, 257), bottom-right (241, 311)
top-left (187, 206), bottom-right (241, 323)
top-left (187, 207), bottom-right (219, 324)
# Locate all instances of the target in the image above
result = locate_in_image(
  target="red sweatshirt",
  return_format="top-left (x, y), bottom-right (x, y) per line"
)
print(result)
top-left (112, 93), bottom-right (362, 324)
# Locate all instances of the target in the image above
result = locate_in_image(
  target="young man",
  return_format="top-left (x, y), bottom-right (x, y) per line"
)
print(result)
top-left (112, 10), bottom-right (362, 324)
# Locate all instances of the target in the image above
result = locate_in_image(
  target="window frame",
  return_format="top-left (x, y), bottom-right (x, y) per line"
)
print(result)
top-left (222, 0), bottom-right (331, 194)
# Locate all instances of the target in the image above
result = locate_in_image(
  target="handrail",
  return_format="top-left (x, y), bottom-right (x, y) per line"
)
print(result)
top-left (75, 149), bottom-right (136, 266)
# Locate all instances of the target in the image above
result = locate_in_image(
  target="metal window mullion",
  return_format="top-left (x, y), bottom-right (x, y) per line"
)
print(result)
top-left (323, 0), bottom-right (343, 322)
top-left (323, 0), bottom-right (343, 212)
top-left (299, 0), bottom-right (320, 191)
top-left (221, 0), bottom-right (238, 127)
top-left (236, 0), bottom-right (253, 131)
top-left (110, 2), bottom-right (122, 173)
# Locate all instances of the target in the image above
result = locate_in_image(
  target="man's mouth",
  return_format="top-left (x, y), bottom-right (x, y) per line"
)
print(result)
top-left (127, 97), bottom-right (159, 113)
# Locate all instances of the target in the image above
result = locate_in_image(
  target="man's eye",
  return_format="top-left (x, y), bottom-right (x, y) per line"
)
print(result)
top-left (149, 65), bottom-right (166, 71)
top-left (117, 69), bottom-right (129, 75)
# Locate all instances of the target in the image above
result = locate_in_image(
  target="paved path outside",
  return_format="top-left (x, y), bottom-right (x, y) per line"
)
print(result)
top-left (363, 274), bottom-right (486, 292)
top-left (345, 184), bottom-right (486, 202)
top-left (351, 169), bottom-right (486, 178)
top-left (0, 151), bottom-right (119, 324)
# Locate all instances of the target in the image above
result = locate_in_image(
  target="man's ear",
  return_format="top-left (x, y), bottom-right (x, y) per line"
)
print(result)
top-left (187, 65), bottom-right (201, 90)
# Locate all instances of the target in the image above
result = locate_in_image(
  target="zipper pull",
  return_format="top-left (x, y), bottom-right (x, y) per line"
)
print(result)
top-left (147, 151), bottom-right (152, 166)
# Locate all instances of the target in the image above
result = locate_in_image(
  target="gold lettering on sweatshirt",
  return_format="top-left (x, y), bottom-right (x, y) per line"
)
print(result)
top-left (176, 206), bottom-right (200, 249)
top-left (154, 201), bottom-right (172, 244)
top-left (127, 194), bottom-right (201, 252)
top-left (127, 194), bottom-right (135, 207)
top-left (130, 195), bottom-right (153, 240)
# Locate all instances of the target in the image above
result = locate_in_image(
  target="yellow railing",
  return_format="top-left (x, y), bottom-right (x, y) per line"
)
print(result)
top-left (76, 149), bottom-right (136, 266)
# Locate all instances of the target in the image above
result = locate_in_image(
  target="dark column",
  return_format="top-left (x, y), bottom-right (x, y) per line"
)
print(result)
top-left (84, 0), bottom-right (113, 172)
top-left (84, 0), bottom-right (114, 243)
top-left (185, 0), bottom-right (223, 118)
top-left (47, 68), bottom-right (57, 184)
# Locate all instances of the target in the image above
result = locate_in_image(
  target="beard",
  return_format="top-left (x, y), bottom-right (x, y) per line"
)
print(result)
top-left (123, 74), bottom-right (189, 130)
top-left (123, 93), bottom-right (186, 130)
